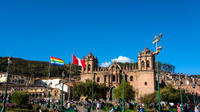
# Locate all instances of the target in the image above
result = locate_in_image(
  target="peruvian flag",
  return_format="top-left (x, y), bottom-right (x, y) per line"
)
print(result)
top-left (72, 54), bottom-right (86, 68)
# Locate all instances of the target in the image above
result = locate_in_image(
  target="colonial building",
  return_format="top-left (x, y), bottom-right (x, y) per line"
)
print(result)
top-left (80, 48), bottom-right (156, 99)
top-left (0, 73), bottom-right (34, 85)
top-left (0, 83), bottom-right (46, 102)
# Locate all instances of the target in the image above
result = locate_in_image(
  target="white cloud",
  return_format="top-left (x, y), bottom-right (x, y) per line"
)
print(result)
top-left (100, 61), bottom-right (112, 67)
top-left (100, 56), bottom-right (134, 67)
top-left (112, 56), bottom-right (134, 63)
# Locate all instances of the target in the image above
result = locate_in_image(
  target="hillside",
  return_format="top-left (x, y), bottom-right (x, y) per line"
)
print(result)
top-left (0, 57), bottom-right (81, 78)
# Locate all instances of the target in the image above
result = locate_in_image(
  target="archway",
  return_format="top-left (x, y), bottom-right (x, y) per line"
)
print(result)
top-left (109, 87), bottom-right (116, 101)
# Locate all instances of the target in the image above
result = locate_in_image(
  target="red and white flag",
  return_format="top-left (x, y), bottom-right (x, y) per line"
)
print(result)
top-left (72, 54), bottom-right (86, 68)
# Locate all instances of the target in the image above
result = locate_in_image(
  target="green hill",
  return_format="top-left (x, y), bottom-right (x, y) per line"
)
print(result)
top-left (0, 57), bottom-right (81, 78)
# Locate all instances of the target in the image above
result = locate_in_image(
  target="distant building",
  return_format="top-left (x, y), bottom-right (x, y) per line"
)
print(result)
top-left (0, 83), bottom-right (46, 101)
top-left (80, 48), bottom-right (156, 100)
top-left (0, 73), bottom-right (34, 85)
top-left (34, 78), bottom-right (71, 101)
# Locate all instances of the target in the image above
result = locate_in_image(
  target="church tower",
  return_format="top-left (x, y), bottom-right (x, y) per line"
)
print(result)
top-left (82, 52), bottom-right (98, 73)
top-left (138, 48), bottom-right (155, 71)
top-left (136, 48), bottom-right (156, 98)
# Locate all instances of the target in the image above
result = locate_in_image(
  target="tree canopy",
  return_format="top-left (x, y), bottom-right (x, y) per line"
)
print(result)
top-left (142, 84), bottom-right (188, 105)
top-left (113, 81), bottom-right (135, 101)
top-left (11, 91), bottom-right (29, 106)
top-left (72, 80), bottom-right (109, 100)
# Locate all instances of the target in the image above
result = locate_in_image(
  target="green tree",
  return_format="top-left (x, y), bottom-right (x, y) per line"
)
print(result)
top-left (142, 84), bottom-right (188, 106)
top-left (11, 91), bottom-right (29, 106)
top-left (113, 81), bottom-right (135, 101)
top-left (72, 80), bottom-right (109, 100)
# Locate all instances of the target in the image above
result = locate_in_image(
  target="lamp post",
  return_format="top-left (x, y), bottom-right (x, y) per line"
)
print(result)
top-left (1, 57), bottom-right (11, 112)
top-left (197, 93), bottom-right (199, 105)
top-left (91, 73), bottom-right (94, 111)
top-left (179, 74), bottom-right (183, 112)
top-left (192, 83), bottom-right (196, 108)
top-left (153, 33), bottom-right (163, 112)
top-left (122, 72), bottom-right (125, 112)
top-left (59, 71), bottom-right (65, 112)
top-left (186, 80), bottom-right (190, 103)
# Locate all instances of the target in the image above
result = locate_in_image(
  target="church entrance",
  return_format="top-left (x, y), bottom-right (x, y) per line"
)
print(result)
top-left (109, 87), bottom-right (116, 101)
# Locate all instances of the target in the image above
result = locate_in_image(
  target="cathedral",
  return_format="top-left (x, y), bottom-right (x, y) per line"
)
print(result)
top-left (80, 48), bottom-right (156, 100)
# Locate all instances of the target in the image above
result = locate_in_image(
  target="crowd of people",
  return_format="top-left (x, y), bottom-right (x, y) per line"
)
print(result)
top-left (33, 98), bottom-right (200, 112)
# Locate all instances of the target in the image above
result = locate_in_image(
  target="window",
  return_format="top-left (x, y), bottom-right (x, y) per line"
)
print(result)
top-left (145, 82), bottom-right (147, 86)
top-left (125, 75), bottom-right (128, 81)
top-left (97, 77), bottom-right (100, 82)
top-left (104, 75), bottom-right (107, 82)
top-left (146, 60), bottom-right (150, 68)
top-left (112, 75), bottom-right (115, 81)
top-left (130, 76), bottom-right (133, 81)
top-left (88, 64), bottom-right (91, 71)
top-left (141, 61), bottom-right (145, 68)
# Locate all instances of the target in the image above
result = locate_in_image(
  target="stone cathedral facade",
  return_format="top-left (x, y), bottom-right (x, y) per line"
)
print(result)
top-left (80, 48), bottom-right (156, 100)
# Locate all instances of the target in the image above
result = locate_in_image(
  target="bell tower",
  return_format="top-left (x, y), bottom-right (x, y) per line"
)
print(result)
top-left (82, 52), bottom-right (98, 73)
top-left (138, 48), bottom-right (155, 71)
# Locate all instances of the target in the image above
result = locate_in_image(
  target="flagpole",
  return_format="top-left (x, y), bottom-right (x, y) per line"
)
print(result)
top-left (68, 61), bottom-right (71, 101)
top-left (60, 71), bottom-right (65, 112)
top-left (47, 58), bottom-right (51, 107)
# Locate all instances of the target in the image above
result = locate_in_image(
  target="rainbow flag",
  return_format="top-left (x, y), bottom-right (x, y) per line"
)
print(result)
top-left (50, 56), bottom-right (64, 66)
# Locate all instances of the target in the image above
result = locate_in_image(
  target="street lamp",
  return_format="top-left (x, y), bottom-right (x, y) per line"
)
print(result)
top-left (185, 80), bottom-right (190, 103)
top-left (1, 57), bottom-right (11, 112)
top-left (91, 73), bottom-right (94, 111)
top-left (179, 74), bottom-right (183, 112)
top-left (122, 72), bottom-right (125, 112)
top-left (192, 83), bottom-right (196, 107)
top-left (59, 71), bottom-right (65, 112)
top-left (152, 33), bottom-right (162, 112)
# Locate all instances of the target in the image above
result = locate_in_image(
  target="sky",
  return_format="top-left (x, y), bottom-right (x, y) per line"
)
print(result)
top-left (0, 0), bottom-right (200, 74)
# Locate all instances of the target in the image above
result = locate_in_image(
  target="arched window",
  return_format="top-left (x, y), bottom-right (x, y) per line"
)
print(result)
top-left (93, 65), bottom-right (95, 71)
top-left (97, 77), bottom-right (100, 82)
top-left (112, 75), bottom-right (115, 81)
top-left (130, 76), bottom-right (133, 81)
top-left (125, 75), bottom-right (128, 81)
top-left (88, 64), bottom-right (91, 71)
top-left (104, 75), bottom-right (107, 83)
top-left (146, 60), bottom-right (150, 68)
top-left (141, 61), bottom-right (145, 68)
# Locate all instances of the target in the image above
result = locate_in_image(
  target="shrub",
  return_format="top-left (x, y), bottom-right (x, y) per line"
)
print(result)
top-left (11, 91), bottom-right (29, 106)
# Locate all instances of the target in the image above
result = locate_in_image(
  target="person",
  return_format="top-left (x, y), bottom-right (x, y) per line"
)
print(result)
top-left (136, 105), bottom-right (140, 112)
top-left (195, 106), bottom-right (199, 112)
top-left (177, 104), bottom-right (181, 112)
top-left (54, 106), bottom-right (59, 112)
top-left (67, 101), bottom-right (71, 109)
top-left (197, 104), bottom-right (200, 111)
top-left (96, 101), bottom-right (101, 112)
top-left (86, 101), bottom-right (91, 112)
top-left (110, 106), bottom-right (115, 112)
top-left (139, 104), bottom-right (144, 112)
top-left (39, 108), bottom-right (42, 112)
top-left (186, 104), bottom-right (193, 112)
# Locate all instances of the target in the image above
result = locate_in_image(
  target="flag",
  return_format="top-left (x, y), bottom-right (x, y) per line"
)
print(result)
top-left (50, 56), bottom-right (64, 66)
top-left (72, 54), bottom-right (85, 68)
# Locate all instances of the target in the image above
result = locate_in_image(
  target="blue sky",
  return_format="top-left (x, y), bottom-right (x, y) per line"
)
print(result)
top-left (0, 0), bottom-right (200, 74)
